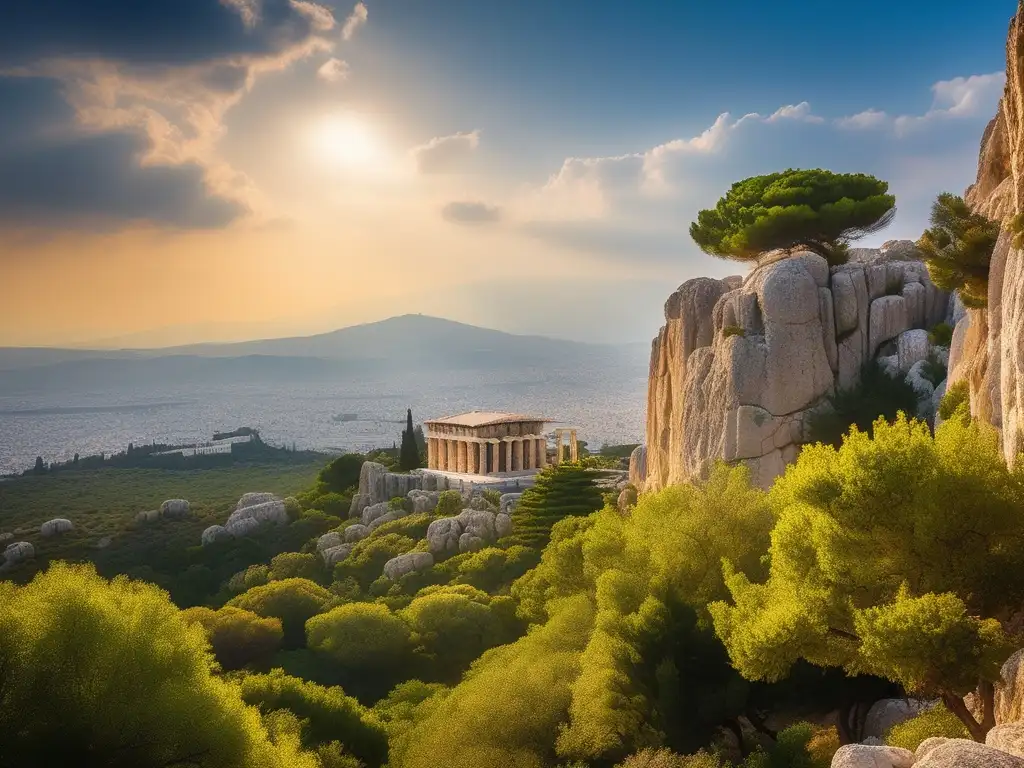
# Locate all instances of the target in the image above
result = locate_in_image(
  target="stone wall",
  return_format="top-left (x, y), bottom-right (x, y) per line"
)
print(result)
top-left (644, 245), bottom-right (951, 491)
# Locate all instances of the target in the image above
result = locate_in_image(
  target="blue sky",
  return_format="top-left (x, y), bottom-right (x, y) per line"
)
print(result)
top-left (0, 0), bottom-right (1015, 345)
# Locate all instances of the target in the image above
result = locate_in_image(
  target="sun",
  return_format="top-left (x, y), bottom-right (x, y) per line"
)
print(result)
top-left (310, 112), bottom-right (386, 171)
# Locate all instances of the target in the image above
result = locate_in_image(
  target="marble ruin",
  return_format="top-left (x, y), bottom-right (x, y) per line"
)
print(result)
top-left (425, 411), bottom-right (570, 476)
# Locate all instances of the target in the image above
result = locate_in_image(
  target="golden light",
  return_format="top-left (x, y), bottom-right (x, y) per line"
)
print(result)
top-left (309, 112), bottom-right (387, 171)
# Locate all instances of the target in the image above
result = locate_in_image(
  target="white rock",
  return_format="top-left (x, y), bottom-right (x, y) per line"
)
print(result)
top-left (236, 492), bottom-right (278, 510)
top-left (160, 499), bottom-right (190, 519)
top-left (368, 509), bottom-right (406, 531)
top-left (878, 355), bottom-right (900, 379)
top-left (862, 698), bottom-right (936, 740)
top-left (459, 533), bottom-right (485, 553)
top-left (914, 738), bottom-right (1024, 767)
top-left (426, 517), bottom-right (463, 557)
top-left (360, 501), bottom-right (392, 527)
top-left (499, 493), bottom-right (523, 516)
top-left (830, 744), bottom-right (914, 768)
top-left (135, 509), bottom-right (160, 523)
top-left (383, 551), bottom-right (434, 581)
top-left (495, 513), bottom-right (513, 538)
top-left (457, 510), bottom-right (497, 542)
top-left (317, 532), bottom-right (344, 552)
top-left (344, 524), bottom-right (370, 543)
top-left (628, 445), bottom-right (647, 486)
top-left (39, 518), bottom-right (73, 537)
top-left (408, 490), bottom-right (439, 514)
top-left (201, 525), bottom-right (231, 546)
top-left (901, 282), bottom-right (926, 328)
top-left (988, 723), bottom-right (1024, 759)
top-left (226, 499), bottom-right (288, 529)
top-left (321, 544), bottom-right (352, 567)
top-left (2, 541), bottom-right (34, 565)
top-left (897, 329), bottom-right (930, 374)
top-left (224, 517), bottom-right (262, 538)
top-left (869, 296), bottom-right (909, 357)
top-left (906, 360), bottom-right (937, 401)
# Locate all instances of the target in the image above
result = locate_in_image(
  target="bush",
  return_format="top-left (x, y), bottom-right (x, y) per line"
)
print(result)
top-left (334, 533), bottom-right (418, 590)
top-left (269, 552), bottom-right (324, 583)
top-left (182, 605), bottom-right (283, 671)
top-left (228, 578), bottom-right (332, 648)
top-left (885, 704), bottom-right (969, 751)
top-left (929, 322), bottom-right (954, 348)
top-left (921, 352), bottom-right (947, 387)
top-left (436, 490), bottom-right (463, 517)
top-left (505, 463), bottom-right (605, 549)
top-left (918, 193), bottom-right (999, 308)
top-left (938, 380), bottom-right (970, 422)
top-left (317, 454), bottom-right (365, 495)
top-left (722, 325), bottom-right (746, 338)
top-left (689, 169), bottom-right (896, 266)
top-left (482, 489), bottom-right (502, 507)
top-left (806, 360), bottom-right (921, 448)
top-left (307, 492), bottom-right (350, 518)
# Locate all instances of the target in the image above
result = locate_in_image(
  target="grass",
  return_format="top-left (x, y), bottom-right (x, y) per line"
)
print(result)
top-left (0, 461), bottom-right (325, 590)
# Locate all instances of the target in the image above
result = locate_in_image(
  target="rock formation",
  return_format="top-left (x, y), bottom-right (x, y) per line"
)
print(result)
top-left (1, 541), bottom-right (34, 568)
top-left (160, 499), bottom-right (190, 519)
top-left (383, 552), bottom-right (434, 581)
top-left (39, 518), bottom-right (73, 537)
top-left (645, 245), bottom-right (951, 490)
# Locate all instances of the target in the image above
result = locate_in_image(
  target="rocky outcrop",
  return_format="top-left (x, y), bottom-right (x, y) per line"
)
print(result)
top-left (135, 509), bottom-right (160, 523)
top-left (201, 525), bottom-right (231, 546)
top-left (2, 541), bottom-right (34, 567)
top-left (913, 738), bottom-right (1024, 768)
top-left (383, 552), bottom-right (434, 581)
top-left (347, 462), bottom-right (459, 518)
top-left (862, 699), bottom-right (936, 741)
top-left (628, 445), bottom-right (647, 487)
top-left (426, 507), bottom-right (513, 557)
top-left (160, 499), bottom-right (190, 519)
top-left (831, 744), bottom-right (914, 768)
top-left (645, 245), bottom-right (950, 490)
top-left (40, 518), bottom-right (73, 537)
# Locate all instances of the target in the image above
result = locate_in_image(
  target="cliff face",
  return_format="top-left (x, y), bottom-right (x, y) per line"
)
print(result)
top-left (643, 246), bottom-right (950, 491)
top-left (960, 1), bottom-right (1024, 466)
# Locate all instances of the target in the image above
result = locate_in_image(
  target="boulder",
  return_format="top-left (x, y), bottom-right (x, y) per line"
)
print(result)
top-left (988, 723), bottom-right (1024, 759)
top-left (896, 329), bottom-right (930, 374)
top-left (96, 536), bottom-right (112, 549)
top-left (862, 698), bottom-right (936, 740)
top-left (408, 490), bottom-right (440, 514)
top-left (426, 518), bottom-right (463, 557)
top-left (383, 552), bottom-right (434, 581)
top-left (830, 744), bottom-right (914, 768)
top-left (869, 296), bottom-right (909, 357)
top-left (914, 738), bottom-right (1024, 768)
top-left (344, 524), bottom-right (370, 543)
top-left (2, 541), bottom-right (34, 566)
top-left (457, 510), bottom-right (497, 542)
top-left (617, 486), bottom-right (638, 512)
top-left (361, 501), bottom-right (392, 527)
top-left (160, 499), bottom-right (190, 519)
top-left (0, 532), bottom-right (12, 544)
top-left (224, 517), bottom-right (262, 538)
top-left (628, 445), bottom-right (647, 487)
top-left (201, 525), bottom-right (231, 546)
top-left (500, 493), bottom-right (523, 516)
top-left (321, 544), bottom-right (352, 567)
top-left (39, 518), bottom-right (73, 537)
top-left (226, 499), bottom-right (287, 528)
top-left (235, 492), bottom-right (278, 510)
top-left (495, 513), bottom-right (513, 539)
top-left (135, 509), bottom-right (160, 523)
top-left (459, 533), bottom-right (485, 553)
top-left (906, 360), bottom-right (937, 402)
top-left (368, 510), bottom-right (407, 531)
top-left (992, 648), bottom-right (1024, 725)
top-left (316, 532), bottom-right (344, 552)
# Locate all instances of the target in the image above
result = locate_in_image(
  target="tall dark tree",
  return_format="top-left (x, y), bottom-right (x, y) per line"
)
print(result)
top-left (399, 408), bottom-right (422, 471)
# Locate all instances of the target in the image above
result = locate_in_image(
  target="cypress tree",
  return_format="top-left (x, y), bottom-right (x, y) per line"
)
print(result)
top-left (399, 408), bottom-right (422, 471)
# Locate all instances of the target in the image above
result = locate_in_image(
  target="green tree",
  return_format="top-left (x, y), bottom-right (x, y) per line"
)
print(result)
top-left (182, 605), bottom-right (284, 671)
top-left (228, 578), bottom-right (332, 649)
top-left (917, 192), bottom-right (1000, 308)
top-left (269, 552), bottom-right (323, 583)
top-left (0, 563), bottom-right (316, 768)
top-left (316, 453), bottom-right (366, 495)
top-left (400, 409), bottom-right (422, 471)
top-left (506, 463), bottom-right (606, 549)
top-left (710, 413), bottom-right (1024, 742)
top-left (689, 169), bottom-right (896, 266)
top-left (238, 669), bottom-right (389, 766)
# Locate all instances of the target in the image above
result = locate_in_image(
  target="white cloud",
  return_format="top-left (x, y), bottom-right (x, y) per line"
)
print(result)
top-left (411, 130), bottom-right (481, 173)
top-left (442, 201), bottom-right (501, 224)
top-left (317, 57), bottom-right (349, 82)
top-left (836, 109), bottom-right (889, 130)
top-left (342, 2), bottom-right (368, 41)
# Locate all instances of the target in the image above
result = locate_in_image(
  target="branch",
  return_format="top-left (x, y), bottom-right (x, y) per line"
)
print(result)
top-left (828, 627), bottom-right (861, 642)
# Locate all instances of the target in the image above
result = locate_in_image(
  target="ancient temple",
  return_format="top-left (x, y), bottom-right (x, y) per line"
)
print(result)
top-left (425, 411), bottom-right (564, 476)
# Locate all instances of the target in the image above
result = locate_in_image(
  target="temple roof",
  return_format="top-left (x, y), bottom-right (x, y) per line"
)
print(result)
top-left (425, 411), bottom-right (552, 428)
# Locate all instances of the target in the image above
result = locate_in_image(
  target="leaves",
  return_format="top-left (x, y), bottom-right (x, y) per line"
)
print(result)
top-left (917, 192), bottom-right (999, 308)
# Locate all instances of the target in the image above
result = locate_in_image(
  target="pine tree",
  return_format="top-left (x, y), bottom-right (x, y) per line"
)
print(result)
top-left (399, 408), bottom-right (422, 471)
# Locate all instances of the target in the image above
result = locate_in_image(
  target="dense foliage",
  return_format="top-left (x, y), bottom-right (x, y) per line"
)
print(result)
top-left (182, 605), bottom-right (284, 670)
top-left (689, 169), bottom-right (896, 266)
top-left (399, 409), bottom-right (422, 471)
top-left (917, 193), bottom-right (1000, 308)
top-left (710, 412), bottom-right (1024, 740)
top-left (506, 463), bottom-right (606, 548)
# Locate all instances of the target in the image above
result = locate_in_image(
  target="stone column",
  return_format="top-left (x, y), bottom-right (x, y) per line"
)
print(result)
top-left (503, 439), bottom-right (512, 472)
top-left (427, 437), bottom-right (437, 469)
top-left (570, 430), bottom-right (578, 462)
top-left (445, 439), bottom-right (455, 472)
top-left (512, 439), bottom-right (523, 471)
top-left (535, 438), bottom-right (546, 468)
top-left (468, 440), bottom-right (478, 474)
top-left (455, 440), bottom-right (465, 474)
top-left (479, 442), bottom-right (488, 475)
top-left (521, 437), bottom-right (531, 470)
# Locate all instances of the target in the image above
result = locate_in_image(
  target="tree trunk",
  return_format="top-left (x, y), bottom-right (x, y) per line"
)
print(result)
top-left (941, 687), bottom-right (990, 742)
top-left (836, 702), bottom-right (855, 746)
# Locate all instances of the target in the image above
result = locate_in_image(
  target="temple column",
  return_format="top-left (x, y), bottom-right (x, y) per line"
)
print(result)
top-left (570, 430), bottom-right (578, 462)
top-left (511, 439), bottom-right (523, 471)
top-left (456, 440), bottom-right (467, 473)
top-left (535, 438), bottom-right (546, 468)
top-left (479, 442), bottom-right (487, 475)
top-left (489, 440), bottom-right (499, 474)
top-left (445, 439), bottom-right (455, 471)
top-left (428, 437), bottom-right (437, 469)
top-left (504, 439), bottom-right (513, 472)
top-left (468, 440), bottom-right (478, 474)
top-left (521, 437), bottom-right (532, 470)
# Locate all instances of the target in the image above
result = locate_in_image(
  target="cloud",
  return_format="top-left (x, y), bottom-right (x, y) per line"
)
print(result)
top-left (442, 201), bottom-right (501, 224)
top-left (0, 0), bottom-right (338, 230)
top-left (411, 130), bottom-right (481, 174)
top-left (510, 73), bottom-right (1004, 263)
top-left (317, 57), bottom-right (350, 82)
top-left (342, 2), bottom-right (368, 41)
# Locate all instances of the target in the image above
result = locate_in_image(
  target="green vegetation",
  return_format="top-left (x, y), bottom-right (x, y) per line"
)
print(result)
top-left (806, 360), bottom-right (920, 448)
top-left (228, 578), bottom-right (333, 648)
top-left (711, 412), bottom-right (1024, 741)
top-left (917, 192), bottom-right (1000, 308)
top-left (182, 605), bottom-right (284, 670)
top-left (939, 380), bottom-right (970, 421)
top-left (505, 463), bottom-right (605, 548)
top-left (399, 409), bottom-right (422, 471)
top-left (929, 322), bottom-right (954, 348)
top-left (884, 704), bottom-right (970, 751)
top-left (689, 169), bottom-right (896, 266)
top-left (722, 325), bottom-right (746, 338)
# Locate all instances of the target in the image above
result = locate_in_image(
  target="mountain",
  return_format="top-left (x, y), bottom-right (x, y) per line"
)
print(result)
top-left (0, 315), bottom-right (648, 394)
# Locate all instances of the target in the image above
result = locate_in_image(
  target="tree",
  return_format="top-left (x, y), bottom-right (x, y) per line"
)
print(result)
top-left (227, 578), bottom-right (332, 649)
top-left (917, 193), bottom-right (1000, 308)
top-left (689, 169), bottom-right (896, 266)
top-left (505, 463), bottom-right (606, 549)
top-left (32, 456), bottom-right (45, 474)
top-left (316, 453), bottom-right (365, 494)
top-left (709, 413), bottom-right (1024, 742)
top-left (400, 409), bottom-right (422, 471)
top-left (0, 563), bottom-right (316, 768)
top-left (269, 552), bottom-right (323, 583)
top-left (181, 605), bottom-right (283, 671)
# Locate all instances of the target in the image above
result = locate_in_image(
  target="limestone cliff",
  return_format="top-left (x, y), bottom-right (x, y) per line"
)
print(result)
top-left (644, 245), bottom-right (950, 491)
top-left (958, 1), bottom-right (1024, 466)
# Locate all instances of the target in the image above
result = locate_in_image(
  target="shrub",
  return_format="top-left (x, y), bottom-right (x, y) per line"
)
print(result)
top-left (482, 489), bottom-right (502, 507)
top-left (722, 325), bottom-right (746, 338)
top-left (269, 552), bottom-right (323, 583)
top-left (307, 492), bottom-right (350, 518)
top-left (689, 169), bottom-right (895, 266)
top-left (938, 380), bottom-right (970, 422)
top-left (806, 360), bottom-right (920, 448)
top-left (885, 704), bottom-right (969, 751)
top-left (182, 605), bottom-right (283, 671)
top-left (317, 454), bottom-right (365, 495)
top-left (929, 322), bottom-right (954, 348)
top-left (228, 578), bottom-right (332, 648)
top-left (918, 192), bottom-right (1000, 308)
top-left (921, 352), bottom-right (947, 387)
top-left (436, 490), bottom-right (463, 517)
top-left (333, 533), bottom-right (418, 591)
top-left (505, 463), bottom-right (605, 549)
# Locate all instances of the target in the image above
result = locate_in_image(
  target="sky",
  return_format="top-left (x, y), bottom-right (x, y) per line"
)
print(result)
top-left (0, 0), bottom-right (1015, 347)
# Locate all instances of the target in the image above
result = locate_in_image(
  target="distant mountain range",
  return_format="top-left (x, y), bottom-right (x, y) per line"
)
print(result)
top-left (0, 315), bottom-right (648, 394)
